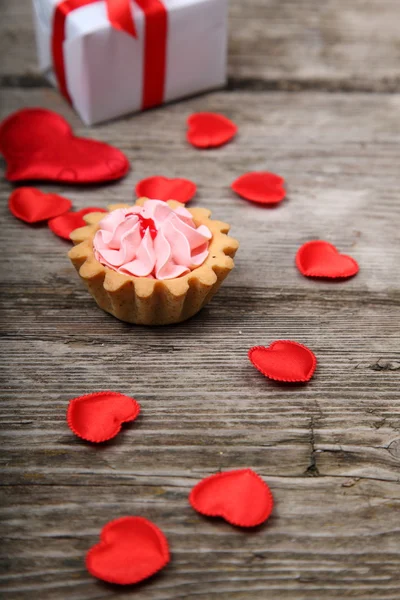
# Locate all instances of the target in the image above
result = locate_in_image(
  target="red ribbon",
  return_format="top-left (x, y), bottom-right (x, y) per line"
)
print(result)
top-left (52, 0), bottom-right (167, 110)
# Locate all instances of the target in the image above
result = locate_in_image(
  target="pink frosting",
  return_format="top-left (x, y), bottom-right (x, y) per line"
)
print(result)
top-left (93, 199), bottom-right (212, 280)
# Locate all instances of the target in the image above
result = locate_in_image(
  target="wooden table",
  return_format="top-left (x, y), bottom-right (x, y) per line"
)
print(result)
top-left (1, 1), bottom-right (399, 598)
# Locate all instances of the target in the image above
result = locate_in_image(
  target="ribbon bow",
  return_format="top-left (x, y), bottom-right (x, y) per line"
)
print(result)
top-left (53, 0), bottom-right (167, 110)
top-left (106, 0), bottom-right (137, 37)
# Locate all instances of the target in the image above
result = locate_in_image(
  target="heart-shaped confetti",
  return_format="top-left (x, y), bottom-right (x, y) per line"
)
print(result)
top-left (0, 108), bottom-right (130, 183)
top-left (187, 112), bottom-right (237, 148)
top-left (48, 207), bottom-right (107, 240)
top-left (136, 176), bottom-right (196, 203)
top-left (9, 187), bottom-right (72, 223)
top-left (249, 341), bottom-right (317, 383)
top-left (86, 516), bottom-right (170, 585)
top-left (231, 171), bottom-right (286, 205)
top-left (296, 240), bottom-right (359, 279)
top-left (189, 469), bottom-right (273, 527)
top-left (67, 391), bottom-right (140, 443)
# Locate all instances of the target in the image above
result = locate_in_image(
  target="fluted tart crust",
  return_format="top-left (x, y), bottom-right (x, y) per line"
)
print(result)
top-left (68, 198), bottom-right (239, 325)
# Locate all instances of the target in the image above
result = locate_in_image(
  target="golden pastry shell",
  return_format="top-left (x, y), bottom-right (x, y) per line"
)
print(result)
top-left (68, 198), bottom-right (239, 325)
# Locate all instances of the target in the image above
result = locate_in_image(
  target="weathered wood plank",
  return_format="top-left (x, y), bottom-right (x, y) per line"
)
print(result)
top-left (0, 87), bottom-right (399, 599)
top-left (1, 479), bottom-right (400, 600)
top-left (228, 0), bottom-right (400, 89)
top-left (1, 88), bottom-right (400, 294)
top-left (1, 0), bottom-right (400, 90)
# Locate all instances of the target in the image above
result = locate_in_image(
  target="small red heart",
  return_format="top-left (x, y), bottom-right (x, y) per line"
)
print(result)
top-left (0, 108), bottom-right (130, 183)
top-left (136, 176), bottom-right (197, 203)
top-left (249, 341), bottom-right (317, 383)
top-left (296, 240), bottom-right (359, 279)
top-left (9, 187), bottom-right (72, 223)
top-left (48, 207), bottom-right (107, 240)
top-left (232, 171), bottom-right (286, 205)
top-left (86, 516), bottom-right (170, 585)
top-left (67, 391), bottom-right (140, 442)
top-left (189, 469), bottom-right (273, 527)
top-left (187, 113), bottom-right (237, 148)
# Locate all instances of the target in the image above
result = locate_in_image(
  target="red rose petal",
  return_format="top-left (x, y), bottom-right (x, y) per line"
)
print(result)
top-left (249, 341), bottom-right (317, 383)
top-left (138, 215), bottom-right (158, 240)
top-left (48, 207), bottom-right (107, 240)
top-left (189, 469), bottom-right (273, 528)
top-left (296, 240), bottom-right (359, 279)
top-left (187, 113), bottom-right (237, 149)
top-left (232, 171), bottom-right (286, 205)
top-left (9, 188), bottom-right (72, 223)
top-left (0, 108), bottom-right (130, 183)
top-left (136, 176), bottom-right (197, 203)
top-left (67, 391), bottom-right (140, 443)
top-left (86, 516), bottom-right (170, 585)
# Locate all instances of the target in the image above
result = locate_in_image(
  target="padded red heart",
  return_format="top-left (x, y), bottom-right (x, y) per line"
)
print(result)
top-left (67, 391), bottom-right (140, 443)
top-left (189, 469), bottom-right (273, 527)
top-left (136, 176), bottom-right (197, 203)
top-left (232, 171), bottom-right (286, 205)
top-left (296, 240), bottom-right (359, 279)
top-left (86, 516), bottom-right (170, 585)
top-left (9, 187), bottom-right (72, 223)
top-left (249, 341), bottom-right (317, 383)
top-left (48, 207), bottom-right (107, 240)
top-left (187, 112), bottom-right (237, 148)
top-left (0, 108), bottom-right (130, 183)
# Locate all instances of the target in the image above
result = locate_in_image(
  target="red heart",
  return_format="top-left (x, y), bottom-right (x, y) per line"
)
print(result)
top-left (296, 240), bottom-right (359, 279)
top-left (187, 113), bottom-right (237, 148)
top-left (232, 171), bottom-right (286, 205)
top-left (9, 187), bottom-right (72, 223)
top-left (0, 108), bottom-right (130, 183)
top-left (48, 207), bottom-right (107, 240)
top-left (67, 391), bottom-right (140, 442)
top-left (249, 341), bottom-right (317, 383)
top-left (136, 176), bottom-right (197, 203)
top-left (86, 516), bottom-right (170, 585)
top-left (189, 469), bottom-right (273, 527)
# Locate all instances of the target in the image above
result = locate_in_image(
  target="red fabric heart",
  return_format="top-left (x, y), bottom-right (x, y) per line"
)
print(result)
top-left (231, 171), bottom-right (286, 205)
top-left (249, 341), bottom-right (317, 383)
top-left (86, 516), bottom-right (170, 585)
top-left (135, 176), bottom-right (197, 203)
top-left (9, 187), bottom-right (72, 223)
top-left (48, 207), bottom-right (107, 240)
top-left (187, 113), bottom-right (237, 148)
top-left (189, 469), bottom-right (273, 528)
top-left (296, 240), bottom-right (359, 279)
top-left (67, 391), bottom-right (140, 443)
top-left (0, 108), bottom-right (130, 183)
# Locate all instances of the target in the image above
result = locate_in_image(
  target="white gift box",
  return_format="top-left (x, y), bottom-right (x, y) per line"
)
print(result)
top-left (32, 0), bottom-right (228, 125)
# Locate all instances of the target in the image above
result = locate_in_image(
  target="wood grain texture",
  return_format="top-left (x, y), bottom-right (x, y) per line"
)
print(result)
top-left (1, 0), bottom-right (400, 90)
top-left (1, 2), bottom-right (400, 598)
top-left (1, 87), bottom-right (399, 599)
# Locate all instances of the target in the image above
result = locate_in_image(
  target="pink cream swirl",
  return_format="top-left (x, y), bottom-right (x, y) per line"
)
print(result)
top-left (93, 200), bottom-right (212, 280)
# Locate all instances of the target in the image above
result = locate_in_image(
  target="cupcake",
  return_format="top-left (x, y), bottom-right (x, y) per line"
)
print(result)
top-left (68, 198), bottom-right (239, 325)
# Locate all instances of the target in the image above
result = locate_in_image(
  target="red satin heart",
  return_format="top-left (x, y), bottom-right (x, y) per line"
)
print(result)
top-left (232, 171), bottom-right (286, 205)
top-left (249, 341), bottom-right (317, 383)
top-left (189, 469), bottom-right (273, 528)
top-left (136, 176), bottom-right (197, 203)
top-left (48, 207), bottom-right (107, 240)
top-left (0, 108), bottom-right (130, 183)
top-left (9, 187), bottom-right (72, 223)
top-left (67, 391), bottom-right (140, 443)
top-left (86, 516), bottom-right (170, 585)
top-left (187, 113), bottom-right (237, 148)
top-left (296, 240), bottom-right (359, 279)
